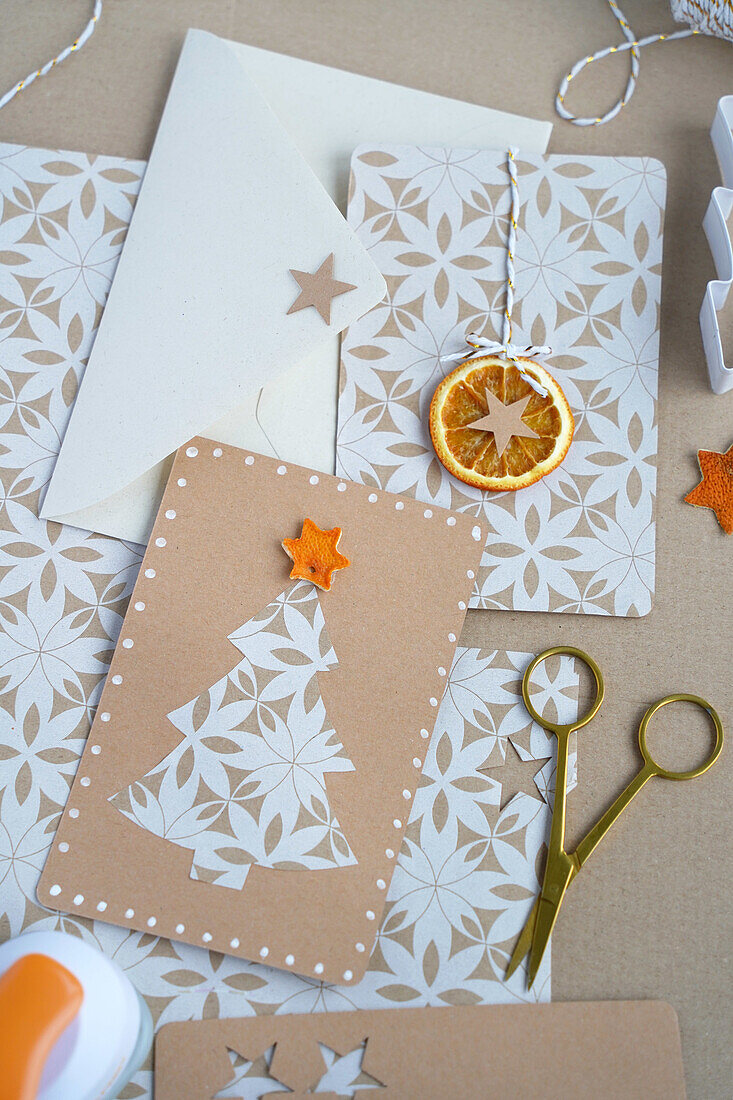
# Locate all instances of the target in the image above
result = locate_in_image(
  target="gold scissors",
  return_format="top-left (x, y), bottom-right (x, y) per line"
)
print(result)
top-left (506, 645), bottom-right (724, 990)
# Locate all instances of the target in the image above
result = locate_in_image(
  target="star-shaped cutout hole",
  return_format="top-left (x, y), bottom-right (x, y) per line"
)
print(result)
top-left (487, 739), bottom-right (550, 811)
top-left (287, 253), bottom-right (356, 324)
top-left (282, 518), bottom-right (350, 591)
top-left (467, 389), bottom-right (539, 457)
top-left (684, 441), bottom-right (733, 534)
top-left (215, 1044), bottom-right (292, 1097)
top-left (306, 1039), bottom-right (384, 1097)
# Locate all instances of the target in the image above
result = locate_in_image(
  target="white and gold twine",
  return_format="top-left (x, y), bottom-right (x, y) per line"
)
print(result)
top-left (557, 0), bottom-right (731, 127)
top-left (443, 147), bottom-right (550, 398)
top-left (0, 0), bottom-right (103, 112)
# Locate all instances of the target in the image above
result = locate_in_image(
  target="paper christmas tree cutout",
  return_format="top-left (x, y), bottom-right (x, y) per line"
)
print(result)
top-left (110, 580), bottom-right (357, 888)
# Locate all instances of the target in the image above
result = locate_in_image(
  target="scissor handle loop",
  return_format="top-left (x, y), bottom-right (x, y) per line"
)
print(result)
top-left (638, 694), bottom-right (724, 780)
top-left (522, 646), bottom-right (604, 736)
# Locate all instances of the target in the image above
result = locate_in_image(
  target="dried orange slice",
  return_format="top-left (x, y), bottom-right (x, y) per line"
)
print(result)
top-left (429, 355), bottom-right (574, 491)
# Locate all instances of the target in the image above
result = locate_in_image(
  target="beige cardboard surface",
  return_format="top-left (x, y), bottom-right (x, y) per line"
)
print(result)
top-left (38, 442), bottom-right (483, 984)
top-left (154, 1001), bottom-right (686, 1099)
top-left (0, 1), bottom-right (731, 1096)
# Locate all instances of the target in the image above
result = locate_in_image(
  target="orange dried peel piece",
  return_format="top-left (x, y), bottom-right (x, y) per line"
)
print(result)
top-left (429, 355), bottom-right (574, 491)
top-left (282, 517), bottom-right (350, 591)
top-left (684, 442), bottom-right (733, 534)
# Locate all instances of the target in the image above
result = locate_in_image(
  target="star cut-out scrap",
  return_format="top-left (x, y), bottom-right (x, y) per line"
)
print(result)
top-left (287, 253), bottom-right (356, 324)
top-left (684, 442), bottom-right (733, 534)
top-left (481, 739), bottom-right (551, 811)
top-left (467, 389), bottom-right (539, 457)
top-left (282, 518), bottom-right (350, 591)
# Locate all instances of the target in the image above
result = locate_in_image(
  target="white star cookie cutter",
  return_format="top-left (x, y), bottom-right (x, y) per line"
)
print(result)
top-left (701, 95), bottom-right (733, 394)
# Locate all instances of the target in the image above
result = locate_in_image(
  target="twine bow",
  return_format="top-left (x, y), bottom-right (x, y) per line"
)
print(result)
top-left (442, 334), bottom-right (551, 398)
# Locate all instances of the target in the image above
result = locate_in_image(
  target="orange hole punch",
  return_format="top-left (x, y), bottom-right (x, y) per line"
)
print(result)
top-left (0, 953), bottom-right (83, 1100)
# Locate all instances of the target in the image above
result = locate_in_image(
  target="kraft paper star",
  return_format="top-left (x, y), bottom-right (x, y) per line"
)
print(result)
top-left (684, 442), bottom-right (733, 534)
top-left (282, 517), bottom-right (350, 591)
top-left (287, 253), bottom-right (356, 324)
top-left (467, 389), bottom-right (539, 457)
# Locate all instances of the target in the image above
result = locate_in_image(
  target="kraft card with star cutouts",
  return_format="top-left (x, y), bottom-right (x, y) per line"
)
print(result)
top-left (337, 144), bottom-right (667, 617)
top-left (38, 442), bottom-right (484, 985)
top-left (154, 1002), bottom-right (686, 1100)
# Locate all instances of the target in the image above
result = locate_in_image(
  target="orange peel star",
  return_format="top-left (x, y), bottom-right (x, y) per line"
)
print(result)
top-left (282, 518), bottom-right (350, 591)
top-left (684, 442), bottom-right (733, 534)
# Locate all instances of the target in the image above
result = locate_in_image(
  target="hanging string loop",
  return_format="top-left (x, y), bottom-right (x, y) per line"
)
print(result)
top-left (441, 148), bottom-right (550, 398)
top-left (0, 1), bottom-right (103, 113)
top-left (555, 0), bottom-right (707, 127)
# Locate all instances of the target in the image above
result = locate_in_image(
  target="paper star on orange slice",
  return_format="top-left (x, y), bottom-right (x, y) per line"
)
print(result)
top-left (467, 390), bottom-right (539, 458)
top-left (282, 518), bottom-right (350, 591)
top-left (684, 442), bottom-right (733, 534)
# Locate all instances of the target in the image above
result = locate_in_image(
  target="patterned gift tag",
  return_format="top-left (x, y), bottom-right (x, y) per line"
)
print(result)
top-left (338, 144), bottom-right (666, 616)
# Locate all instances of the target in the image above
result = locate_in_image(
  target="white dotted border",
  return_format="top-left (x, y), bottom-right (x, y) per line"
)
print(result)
top-left (47, 442), bottom-right (478, 986)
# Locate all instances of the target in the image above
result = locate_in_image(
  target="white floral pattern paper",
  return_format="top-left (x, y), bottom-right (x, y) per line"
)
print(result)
top-left (110, 580), bottom-right (357, 888)
top-left (0, 142), bottom-right (577, 1100)
top-left (337, 145), bottom-right (666, 616)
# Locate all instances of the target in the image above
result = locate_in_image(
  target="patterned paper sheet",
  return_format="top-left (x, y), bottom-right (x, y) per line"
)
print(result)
top-left (338, 145), bottom-right (666, 616)
top-left (0, 143), bottom-right (577, 1099)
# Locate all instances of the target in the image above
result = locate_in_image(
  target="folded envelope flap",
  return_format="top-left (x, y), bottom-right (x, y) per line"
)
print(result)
top-left (41, 28), bottom-right (385, 523)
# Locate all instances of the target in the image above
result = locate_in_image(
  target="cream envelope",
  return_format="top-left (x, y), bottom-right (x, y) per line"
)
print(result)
top-left (40, 29), bottom-right (386, 542)
top-left (41, 30), bottom-right (551, 544)
top-left (220, 41), bottom-right (552, 478)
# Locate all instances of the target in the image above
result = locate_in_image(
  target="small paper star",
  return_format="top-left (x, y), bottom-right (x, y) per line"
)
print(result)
top-left (684, 442), bottom-right (733, 534)
top-left (282, 518), bottom-right (350, 591)
top-left (467, 389), bottom-right (539, 458)
top-left (287, 253), bottom-right (356, 324)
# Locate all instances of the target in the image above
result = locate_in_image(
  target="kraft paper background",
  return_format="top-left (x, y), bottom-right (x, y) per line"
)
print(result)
top-left (0, 2), bottom-right (731, 1097)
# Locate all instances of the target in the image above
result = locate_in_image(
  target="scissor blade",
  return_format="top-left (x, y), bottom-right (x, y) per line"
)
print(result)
top-left (505, 899), bottom-right (539, 981)
top-left (507, 861), bottom-right (581, 982)
top-left (526, 896), bottom-right (561, 988)
top-left (526, 862), bottom-right (575, 989)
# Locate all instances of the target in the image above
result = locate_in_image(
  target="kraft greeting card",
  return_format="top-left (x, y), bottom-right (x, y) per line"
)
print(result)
top-left (38, 443), bottom-right (483, 984)
top-left (155, 1002), bottom-right (685, 1100)
top-left (337, 145), bottom-right (666, 616)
